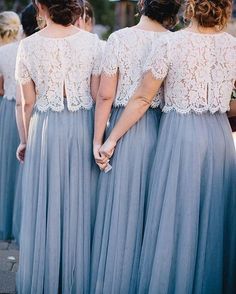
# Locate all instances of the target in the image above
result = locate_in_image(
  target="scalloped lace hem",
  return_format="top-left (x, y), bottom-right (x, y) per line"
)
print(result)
top-left (113, 100), bottom-right (161, 109)
top-left (162, 105), bottom-right (230, 114)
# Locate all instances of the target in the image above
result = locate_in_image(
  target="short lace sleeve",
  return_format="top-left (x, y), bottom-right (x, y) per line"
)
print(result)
top-left (144, 37), bottom-right (169, 80)
top-left (15, 41), bottom-right (31, 84)
top-left (92, 37), bottom-right (104, 76)
top-left (101, 33), bottom-right (118, 76)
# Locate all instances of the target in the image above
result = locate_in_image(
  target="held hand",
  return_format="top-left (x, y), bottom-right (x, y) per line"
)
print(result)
top-left (16, 143), bottom-right (26, 163)
top-left (99, 138), bottom-right (116, 160)
top-left (93, 143), bottom-right (108, 165)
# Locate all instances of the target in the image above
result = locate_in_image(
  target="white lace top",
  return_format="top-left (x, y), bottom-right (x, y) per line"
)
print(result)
top-left (145, 30), bottom-right (236, 114)
top-left (15, 30), bottom-right (103, 112)
top-left (101, 27), bottom-right (170, 108)
top-left (0, 41), bottom-right (19, 100)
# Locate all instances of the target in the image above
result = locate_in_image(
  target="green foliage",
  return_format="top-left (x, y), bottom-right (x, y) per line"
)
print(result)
top-left (90, 0), bottom-right (115, 28)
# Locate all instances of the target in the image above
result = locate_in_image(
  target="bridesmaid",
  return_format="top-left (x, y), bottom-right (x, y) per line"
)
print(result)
top-left (0, 11), bottom-right (21, 240)
top-left (100, 0), bottom-right (236, 293)
top-left (15, 0), bottom-right (102, 292)
top-left (75, 1), bottom-right (95, 33)
top-left (75, 0), bottom-right (106, 52)
top-left (0, 12), bottom-right (21, 104)
top-left (91, 1), bottom-right (181, 293)
top-left (13, 3), bottom-right (42, 245)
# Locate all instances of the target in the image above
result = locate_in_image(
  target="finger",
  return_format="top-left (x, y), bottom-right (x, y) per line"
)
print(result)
top-left (95, 156), bottom-right (109, 164)
top-left (94, 151), bottom-right (109, 163)
top-left (100, 150), bottom-right (114, 159)
top-left (16, 152), bottom-right (21, 162)
top-left (19, 151), bottom-right (25, 162)
top-left (97, 162), bottom-right (108, 171)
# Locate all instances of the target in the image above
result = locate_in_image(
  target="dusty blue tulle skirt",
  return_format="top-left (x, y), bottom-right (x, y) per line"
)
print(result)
top-left (12, 165), bottom-right (23, 244)
top-left (0, 98), bottom-right (20, 240)
top-left (138, 111), bottom-right (236, 294)
top-left (91, 107), bottom-right (162, 294)
top-left (17, 104), bottom-right (99, 294)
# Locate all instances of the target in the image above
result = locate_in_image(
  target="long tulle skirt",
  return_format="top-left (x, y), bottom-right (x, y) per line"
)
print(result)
top-left (12, 165), bottom-right (23, 244)
top-left (91, 107), bottom-right (162, 294)
top-left (0, 98), bottom-right (20, 240)
top-left (17, 106), bottom-right (99, 294)
top-left (138, 111), bottom-right (236, 294)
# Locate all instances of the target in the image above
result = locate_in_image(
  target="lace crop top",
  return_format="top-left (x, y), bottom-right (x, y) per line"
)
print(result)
top-left (0, 41), bottom-right (19, 100)
top-left (145, 30), bottom-right (236, 114)
top-left (15, 30), bottom-right (103, 112)
top-left (101, 27), bottom-right (170, 108)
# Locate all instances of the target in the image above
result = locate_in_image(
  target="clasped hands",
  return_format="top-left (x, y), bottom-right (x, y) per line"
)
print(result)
top-left (93, 138), bottom-right (116, 171)
top-left (16, 142), bottom-right (27, 163)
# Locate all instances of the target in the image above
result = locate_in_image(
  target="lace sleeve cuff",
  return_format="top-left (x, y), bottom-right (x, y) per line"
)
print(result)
top-left (101, 67), bottom-right (118, 77)
top-left (144, 37), bottom-right (169, 80)
top-left (144, 66), bottom-right (167, 80)
top-left (16, 76), bottom-right (32, 85)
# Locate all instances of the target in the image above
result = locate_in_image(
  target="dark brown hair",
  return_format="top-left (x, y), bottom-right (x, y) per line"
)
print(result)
top-left (185, 0), bottom-right (233, 30)
top-left (21, 4), bottom-right (40, 36)
top-left (138, 0), bottom-right (182, 29)
top-left (33, 0), bottom-right (83, 26)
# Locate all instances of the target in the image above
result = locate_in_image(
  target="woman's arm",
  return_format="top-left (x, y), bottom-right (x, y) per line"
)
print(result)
top-left (20, 80), bottom-right (36, 140)
top-left (99, 71), bottom-right (163, 159)
top-left (93, 73), bottom-right (118, 168)
top-left (15, 85), bottom-right (26, 143)
top-left (0, 76), bottom-right (4, 96)
top-left (228, 99), bottom-right (236, 118)
top-left (91, 75), bottom-right (100, 102)
top-left (15, 81), bottom-right (36, 162)
top-left (15, 85), bottom-right (27, 162)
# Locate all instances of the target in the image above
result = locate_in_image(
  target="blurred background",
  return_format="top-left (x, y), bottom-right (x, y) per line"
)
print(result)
top-left (1, 0), bottom-right (236, 36)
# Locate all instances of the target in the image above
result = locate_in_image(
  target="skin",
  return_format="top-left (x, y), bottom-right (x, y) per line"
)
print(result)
top-left (99, 17), bottom-right (236, 170)
top-left (16, 84), bottom-right (35, 162)
top-left (16, 2), bottom-right (100, 162)
top-left (0, 35), bottom-right (17, 46)
top-left (228, 100), bottom-right (236, 117)
top-left (74, 3), bottom-right (94, 33)
top-left (93, 14), bottom-right (168, 170)
top-left (74, 15), bottom-right (94, 33)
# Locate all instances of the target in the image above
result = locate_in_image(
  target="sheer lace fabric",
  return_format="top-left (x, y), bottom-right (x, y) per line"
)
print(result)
top-left (101, 28), bottom-right (170, 108)
top-left (0, 41), bottom-right (19, 100)
top-left (15, 31), bottom-right (103, 112)
top-left (145, 30), bottom-right (236, 114)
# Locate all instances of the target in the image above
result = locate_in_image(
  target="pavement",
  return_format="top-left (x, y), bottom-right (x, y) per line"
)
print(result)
top-left (0, 241), bottom-right (18, 294)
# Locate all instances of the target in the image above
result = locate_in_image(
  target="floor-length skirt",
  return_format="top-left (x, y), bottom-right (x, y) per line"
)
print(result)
top-left (138, 111), bottom-right (236, 294)
top-left (12, 165), bottom-right (23, 244)
top-left (17, 105), bottom-right (99, 294)
top-left (91, 107), bottom-right (162, 294)
top-left (0, 98), bottom-right (20, 240)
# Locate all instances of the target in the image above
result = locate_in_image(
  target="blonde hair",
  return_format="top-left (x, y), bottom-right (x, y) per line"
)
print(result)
top-left (185, 0), bottom-right (233, 30)
top-left (0, 11), bottom-right (21, 42)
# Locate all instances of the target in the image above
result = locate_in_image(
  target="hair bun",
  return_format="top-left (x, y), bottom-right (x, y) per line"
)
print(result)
top-left (0, 11), bottom-right (21, 40)
top-left (36, 0), bottom-right (83, 26)
top-left (185, 0), bottom-right (233, 29)
top-left (138, 0), bottom-right (182, 29)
